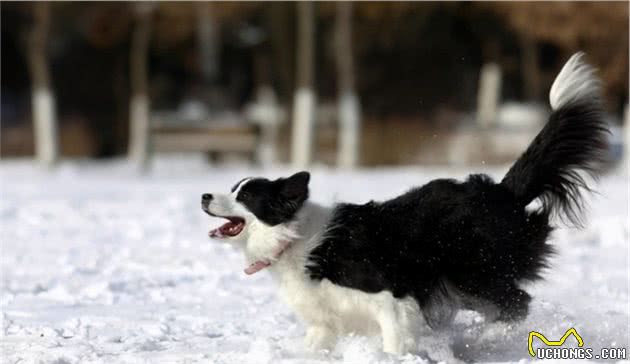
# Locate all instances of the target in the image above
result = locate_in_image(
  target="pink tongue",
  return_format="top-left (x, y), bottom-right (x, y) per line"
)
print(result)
top-left (209, 228), bottom-right (223, 238)
top-left (244, 261), bottom-right (271, 275)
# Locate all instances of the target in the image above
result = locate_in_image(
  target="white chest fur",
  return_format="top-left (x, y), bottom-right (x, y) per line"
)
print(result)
top-left (258, 202), bottom-right (424, 354)
top-left (272, 257), bottom-right (423, 354)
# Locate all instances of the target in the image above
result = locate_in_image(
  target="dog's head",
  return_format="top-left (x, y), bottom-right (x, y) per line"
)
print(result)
top-left (201, 171), bottom-right (310, 273)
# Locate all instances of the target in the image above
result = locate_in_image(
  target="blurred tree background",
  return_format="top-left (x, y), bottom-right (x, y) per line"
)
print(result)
top-left (1, 1), bottom-right (627, 165)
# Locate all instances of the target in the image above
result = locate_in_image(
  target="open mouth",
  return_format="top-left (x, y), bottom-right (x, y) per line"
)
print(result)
top-left (208, 216), bottom-right (245, 238)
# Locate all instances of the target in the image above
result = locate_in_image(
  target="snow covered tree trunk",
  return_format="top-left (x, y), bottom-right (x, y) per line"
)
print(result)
top-left (258, 123), bottom-right (279, 166)
top-left (624, 103), bottom-right (629, 170)
top-left (254, 86), bottom-right (282, 166)
top-left (335, 2), bottom-right (361, 169)
top-left (27, 2), bottom-right (58, 167)
top-left (128, 5), bottom-right (153, 170)
top-left (476, 63), bottom-right (502, 129)
top-left (291, 1), bottom-right (316, 169)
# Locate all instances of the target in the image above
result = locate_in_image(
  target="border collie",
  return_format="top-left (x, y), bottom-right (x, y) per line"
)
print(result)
top-left (201, 53), bottom-right (608, 356)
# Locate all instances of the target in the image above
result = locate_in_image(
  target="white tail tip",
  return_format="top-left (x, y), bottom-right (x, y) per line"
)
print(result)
top-left (549, 52), bottom-right (601, 110)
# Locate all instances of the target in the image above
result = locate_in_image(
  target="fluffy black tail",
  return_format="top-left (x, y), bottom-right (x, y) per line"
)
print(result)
top-left (501, 53), bottom-right (609, 225)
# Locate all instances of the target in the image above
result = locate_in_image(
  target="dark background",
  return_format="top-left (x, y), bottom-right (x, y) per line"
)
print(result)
top-left (1, 2), bottom-right (628, 164)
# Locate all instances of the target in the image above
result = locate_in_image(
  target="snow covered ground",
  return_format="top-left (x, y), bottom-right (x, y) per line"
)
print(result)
top-left (1, 156), bottom-right (628, 363)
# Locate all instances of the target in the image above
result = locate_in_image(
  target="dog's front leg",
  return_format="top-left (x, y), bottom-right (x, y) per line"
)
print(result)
top-left (378, 307), bottom-right (414, 355)
top-left (304, 325), bottom-right (336, 352)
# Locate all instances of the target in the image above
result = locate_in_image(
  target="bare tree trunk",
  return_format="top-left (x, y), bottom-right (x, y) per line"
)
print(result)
top-left (128, 4), bottom-right (153, 170)
top-left (520, 33), bottom-right (541, 101)
top-left (27, 2), bottom-right (58, 167)
top-left (335, 2), bottom-right (361, 168)
top-left (291, 1), bottom-right (316, 169)
top-left (268, 3), bottom-right (293, 101)
top-left (196, 3), bottom-right (219, 85)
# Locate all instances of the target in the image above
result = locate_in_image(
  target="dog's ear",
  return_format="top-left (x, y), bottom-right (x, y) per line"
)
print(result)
top-left (281, 171), bottom-right (310, 203)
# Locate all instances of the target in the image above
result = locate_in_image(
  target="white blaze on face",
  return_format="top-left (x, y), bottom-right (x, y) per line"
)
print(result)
top-left (205, 186), bottom-right (253, 242)
top-left (207, 193), bottom-right (247, 218)
top-left (231, 178), bottom-right (252, 196)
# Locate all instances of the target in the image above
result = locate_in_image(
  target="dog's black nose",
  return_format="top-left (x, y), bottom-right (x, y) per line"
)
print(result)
top-left (202, 193), bottom-right (213, 201)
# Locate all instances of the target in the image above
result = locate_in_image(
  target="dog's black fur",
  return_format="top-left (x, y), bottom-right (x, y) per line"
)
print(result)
top-left (215, 57), bottom-right (608, 330)
top-left (305, 97), bottom-right (608, 327)
top-left (233, 172), bottom-right (310, 226)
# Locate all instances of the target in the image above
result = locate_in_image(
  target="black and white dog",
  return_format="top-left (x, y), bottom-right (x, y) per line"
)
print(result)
top-left (201, 53), bottom-right (608, 355)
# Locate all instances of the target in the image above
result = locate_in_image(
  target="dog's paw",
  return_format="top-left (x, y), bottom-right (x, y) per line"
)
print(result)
top-left (475, 321), bottom-right (515, 344)
top-left (417, 333), bottom-right (463, 364)
top-left (382, 337), bottom-right (415, 356)
top-left (304, 326), bottom-right (335, 352)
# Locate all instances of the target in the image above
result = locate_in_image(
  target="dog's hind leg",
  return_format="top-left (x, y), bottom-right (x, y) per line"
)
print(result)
top-left (470, 281), bottom-right (531, 322)
top-left (452, 277), bottom-right (531, 323)
top-left (494, 285), bottom-right (531, 322)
